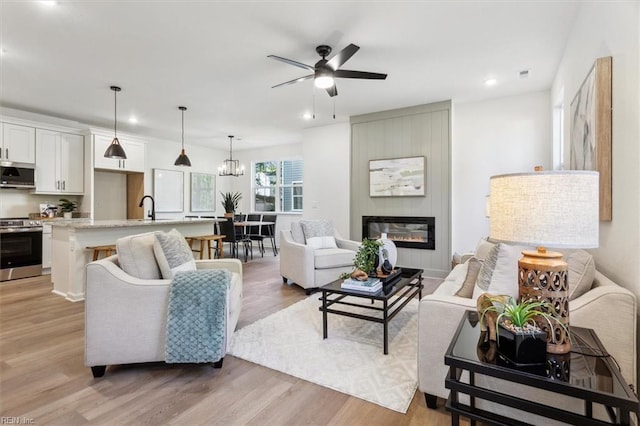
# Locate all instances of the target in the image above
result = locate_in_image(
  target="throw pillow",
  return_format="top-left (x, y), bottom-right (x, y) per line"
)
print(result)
top-left (455, 257), bottom-right (483, 298)
top-left (290, 221), bottom-right (306, 244)
top-left (486, 243), bottom-right (533, 299)
top-left (472, 243), bottom-right (500, 298)
top-left (153, 229), bottom-right (197, 279)
top-left (474, 238), bottom-right (497, 262)
top-left (558, 249), bottom-right (596, 300)
top-left (116, 232), bottom-right (162, 279)
top-left (300, 219), bottom-right (338, 249)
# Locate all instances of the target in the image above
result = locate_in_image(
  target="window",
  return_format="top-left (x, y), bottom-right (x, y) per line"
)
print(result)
top-left (253, 160), bottom-right (303, 212)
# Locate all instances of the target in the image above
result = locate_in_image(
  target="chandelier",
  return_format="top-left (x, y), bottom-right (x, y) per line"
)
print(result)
top-left (218, 135), bottom-right (244, 177)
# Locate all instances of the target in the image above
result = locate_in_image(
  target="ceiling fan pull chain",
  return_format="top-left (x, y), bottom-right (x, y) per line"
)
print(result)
top-left (333, 97), bottom-right (336, 119)
top-left (313, 87), bottom-right (316, 120)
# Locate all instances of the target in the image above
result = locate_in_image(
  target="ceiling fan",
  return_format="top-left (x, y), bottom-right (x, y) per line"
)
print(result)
top-left (268, 43), bottom-right (387, 97)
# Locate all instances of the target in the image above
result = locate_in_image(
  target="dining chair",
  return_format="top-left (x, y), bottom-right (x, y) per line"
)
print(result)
top-left (260, 214), bottom-right (278, 255)
top-left (246, 213), bottom-right (264, 257)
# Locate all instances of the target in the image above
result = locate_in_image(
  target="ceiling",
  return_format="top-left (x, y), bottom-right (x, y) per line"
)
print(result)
top-left (0, 1), bottom-right (580, 151)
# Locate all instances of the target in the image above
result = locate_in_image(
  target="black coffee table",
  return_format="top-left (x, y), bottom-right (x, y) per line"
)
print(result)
top-left (445, 310), bottom-right (639, 425)
top-left (319, 267), bottom-right (423, 354)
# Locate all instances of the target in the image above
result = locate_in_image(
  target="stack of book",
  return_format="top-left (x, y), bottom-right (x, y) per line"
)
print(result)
top-left (341, 277), bottom-right (382, 292)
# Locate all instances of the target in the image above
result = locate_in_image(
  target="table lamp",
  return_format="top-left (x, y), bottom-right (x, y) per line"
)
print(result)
top-left (489, 170), bottom-right (599, 354)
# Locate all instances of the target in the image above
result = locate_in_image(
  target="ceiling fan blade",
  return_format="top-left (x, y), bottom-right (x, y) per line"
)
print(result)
top-left (267, 55), bottom-right (315, 71)
top-left (272, 74), bottom-right (314, 88)
top-left (326, 44), bottom-right (360, 71)
top-left (334, 69), bottom-right (387, 80)
top-left (325, 85), bottom-right (338, 97)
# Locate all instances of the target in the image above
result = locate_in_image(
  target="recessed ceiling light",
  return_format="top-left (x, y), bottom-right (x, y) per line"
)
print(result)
top-left (40, 1), bottom-right (58, 6)
top-left (0, 48), bottom-right (6, 56)
top-left (484, 78), bottom-right (497, 86)
top-left (128, 117), bottom-right (138, 124)
top-left (303, 112), bottom-right (312, 120)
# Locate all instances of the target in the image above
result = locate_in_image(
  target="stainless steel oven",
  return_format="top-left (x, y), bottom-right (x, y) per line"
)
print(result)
top-left (0, 218), bottom-right (43, 281)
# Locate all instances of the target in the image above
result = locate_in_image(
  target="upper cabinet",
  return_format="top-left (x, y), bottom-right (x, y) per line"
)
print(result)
top-left (93, 134), bottom-right (145, 173)
top-left (34, 129), bottom-right (84, 194)
top-left (1, 123), bottom-right (36, 163)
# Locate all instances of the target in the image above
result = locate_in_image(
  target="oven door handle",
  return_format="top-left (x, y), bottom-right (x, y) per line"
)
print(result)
top-left (0, 227), bottom-right (43, 234)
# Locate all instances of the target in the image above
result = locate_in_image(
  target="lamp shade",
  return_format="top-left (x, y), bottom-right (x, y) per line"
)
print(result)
top-left (489, 171), bottom-right (599, 248)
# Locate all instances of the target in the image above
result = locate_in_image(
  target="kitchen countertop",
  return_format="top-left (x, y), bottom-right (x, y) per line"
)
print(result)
top-left (49, 218), bottom-right (216, 229)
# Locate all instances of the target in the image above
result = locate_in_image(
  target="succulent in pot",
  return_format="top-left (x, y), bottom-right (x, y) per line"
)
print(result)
top-left (477, 294), bottom-right (570, 366)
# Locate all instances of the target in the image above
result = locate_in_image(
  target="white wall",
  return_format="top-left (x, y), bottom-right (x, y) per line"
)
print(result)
top-left (144, 138), bottom-right (230, 219)
top-left (451, 91), bottom-right (552, 253)
top-left (551, 1), bottom-right (640, 299)
top-left (301, 122), bottom-right (351, 236)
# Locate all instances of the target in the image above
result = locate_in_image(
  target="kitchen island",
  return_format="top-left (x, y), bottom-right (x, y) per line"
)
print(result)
top-left (51, 218), bottom-right (216, 301)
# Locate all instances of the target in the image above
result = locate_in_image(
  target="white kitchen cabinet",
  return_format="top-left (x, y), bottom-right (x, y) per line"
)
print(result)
top-left (1, 123), bottom-right (36, 163)
top-left (94, 134), bottom-right (145, 172)
top-left (35, 129), bottom-right (84, 194)
top-left (42, 224), bottom-right (52, 270)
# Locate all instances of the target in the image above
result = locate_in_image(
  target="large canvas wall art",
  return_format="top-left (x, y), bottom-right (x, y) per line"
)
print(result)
top-left (369, 156), bottom-right (425, 197)
top-left (569, 56), bottom-right (612, 221)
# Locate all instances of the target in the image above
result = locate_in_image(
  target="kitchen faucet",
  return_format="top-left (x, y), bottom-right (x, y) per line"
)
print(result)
top-left (138, 195), bottom-right (156, 220)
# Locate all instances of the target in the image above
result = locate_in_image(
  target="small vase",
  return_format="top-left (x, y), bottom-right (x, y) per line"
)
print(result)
top-left (224, 212), bottom-right (233, 218)
top-left (63, 212), bottom-right (72, 219)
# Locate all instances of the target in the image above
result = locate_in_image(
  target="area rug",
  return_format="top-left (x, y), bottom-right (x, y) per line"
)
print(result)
top-left (228, 296), bottom-right (418, 413)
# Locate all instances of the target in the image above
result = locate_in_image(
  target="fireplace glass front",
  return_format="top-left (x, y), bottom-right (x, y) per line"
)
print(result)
top-left (362, 216), bottom-right (435, 250)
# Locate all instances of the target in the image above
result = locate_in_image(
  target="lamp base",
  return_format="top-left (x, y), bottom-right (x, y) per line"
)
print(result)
top-left (518, 248), bottom-right (571, 354)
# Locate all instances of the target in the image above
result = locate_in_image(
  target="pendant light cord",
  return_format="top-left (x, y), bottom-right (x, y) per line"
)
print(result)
top-left (181, 109), bottom-right (185, 149)
top-left (113, 88), bottom-right (117, 137)
top-left (229, 136), bottom-right (233, 161)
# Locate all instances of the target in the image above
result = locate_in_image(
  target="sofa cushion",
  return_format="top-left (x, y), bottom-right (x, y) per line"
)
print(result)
top-left (153, 229), bottom-right (196, 279)
top-left (486, 243), bottom-right (533, 299)
top-left (116, 232), bottom-right (162, 279)
top-left (456, 257), bottom-right (482, 298)
top-left (314, 248), bottom-right (355, 269)
top-left (290, 221), bottom-right (306, 244)
top-left (558, 249), bottom-right (595, 300)
top-left (301, 219), bottom-right (337, 249)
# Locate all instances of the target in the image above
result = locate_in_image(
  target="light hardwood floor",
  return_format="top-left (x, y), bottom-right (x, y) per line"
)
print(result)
top-left (0, 255), bottom-right (462, 425)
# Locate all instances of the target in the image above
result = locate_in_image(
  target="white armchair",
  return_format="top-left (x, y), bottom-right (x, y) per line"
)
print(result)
top-left (85, 232), bottom-right (243, 378)
top-left (279, 220), bottom-right (360, 294)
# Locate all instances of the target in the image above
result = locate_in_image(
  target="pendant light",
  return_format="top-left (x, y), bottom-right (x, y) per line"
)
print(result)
top-left (218, 135), bottom-right (244, 177)
top-left (174, 106), bottom-right (191, 167)
top-left (103, 85), bottom-right (127, 159)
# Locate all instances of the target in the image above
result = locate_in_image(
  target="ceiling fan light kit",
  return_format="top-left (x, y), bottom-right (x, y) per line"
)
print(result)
top-left (268, 43), bottom-right (387, 97)
top-left (104, 85), bottom-right (127, 159)
top-left (174, 106), bottom-right (192, 167)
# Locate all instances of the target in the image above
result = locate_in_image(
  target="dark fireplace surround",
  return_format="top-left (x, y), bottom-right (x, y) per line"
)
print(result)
top-left (362, 216), bottom-right (435, 250)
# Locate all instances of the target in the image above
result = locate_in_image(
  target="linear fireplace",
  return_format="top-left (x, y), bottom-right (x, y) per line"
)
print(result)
top-left (362, 216), bottom-right (435, 250)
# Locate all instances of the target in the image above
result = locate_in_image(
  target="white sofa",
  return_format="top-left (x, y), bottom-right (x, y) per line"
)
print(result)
top-left (85, 232), bottom-right (243, 378)
top-left (418, 240), bottom-right (637, 423)
top-left (279, 220), bottom-right (360, 293)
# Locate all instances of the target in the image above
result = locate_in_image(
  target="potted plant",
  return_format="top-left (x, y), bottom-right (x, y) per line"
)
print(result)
top-left (340, 239), bottom-right (383, 281)
top-left (58, 198), bottom-right (77, 219)
top-left (220, 192), bottom-right (242, 218)
top-left (478, 295), bottom-right (569, 366)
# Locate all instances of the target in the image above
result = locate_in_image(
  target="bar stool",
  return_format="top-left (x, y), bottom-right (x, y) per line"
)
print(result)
top-left (186, 235), bottom-right (225, 259)
top-left (87, 244), bottom-right (117, 261)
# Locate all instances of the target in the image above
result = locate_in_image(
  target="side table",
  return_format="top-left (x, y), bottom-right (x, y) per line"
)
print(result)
top-left (444, 310), bottom-right (639, 425)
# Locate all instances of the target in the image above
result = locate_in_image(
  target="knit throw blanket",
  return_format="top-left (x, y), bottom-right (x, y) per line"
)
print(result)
top-left (165, 269), bottom-right (229, 363)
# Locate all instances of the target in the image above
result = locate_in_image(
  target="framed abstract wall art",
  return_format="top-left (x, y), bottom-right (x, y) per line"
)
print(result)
top-left (569, 56), bottom-right (612, 221)
top-left (369, 156), bottom-right (425, 197)
top-left (190, 172), bottom-right (216, 212)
